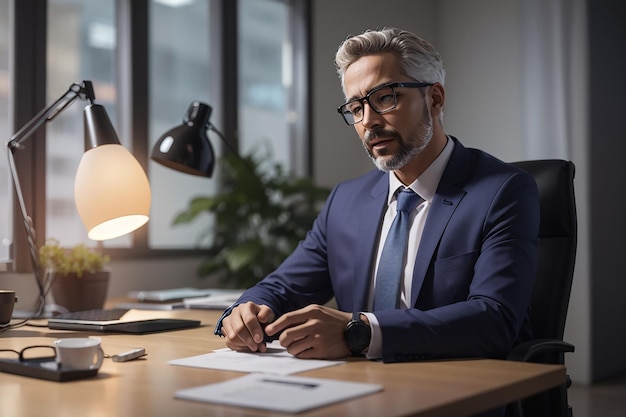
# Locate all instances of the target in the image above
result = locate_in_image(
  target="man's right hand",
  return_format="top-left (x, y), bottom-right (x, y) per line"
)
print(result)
top-left (220, 301), bottom-right (276, 353)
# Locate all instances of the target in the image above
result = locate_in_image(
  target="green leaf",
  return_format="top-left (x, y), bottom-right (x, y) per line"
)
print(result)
top-left (224, 240), bottom-right (263, 272)
top-left (172, 145), bottom-right (331, 287)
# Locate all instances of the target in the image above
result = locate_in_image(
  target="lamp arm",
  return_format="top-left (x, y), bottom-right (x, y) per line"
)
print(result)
top-left (4, 80), bottom-right (96, 320)
top-left (6, 81), bottom-right (95, 150)
top-left (6, 149), bottom-right (42, 286)
top-left (207, 123), bottom-right (248, 165)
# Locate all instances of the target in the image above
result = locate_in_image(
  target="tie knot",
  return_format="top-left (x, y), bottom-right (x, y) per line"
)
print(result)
top-left (396, 188), bottom-right (423, 213)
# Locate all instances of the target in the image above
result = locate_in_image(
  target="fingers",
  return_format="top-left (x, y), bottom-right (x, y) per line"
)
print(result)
top-left (221, 302), bottom-right (275, 352)
top-left (281, 334), bottom-right (315, 357)
top-left (264, 305), bottom-right (313, 336)
top-left (265, 305), bottom-right (352, 359)
top-left (278, 322), bottom-right (350, 359)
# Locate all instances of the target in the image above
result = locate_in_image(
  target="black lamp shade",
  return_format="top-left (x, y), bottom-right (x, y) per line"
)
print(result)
top-left (151, 101), bottom-right (215, 177)
top-left (83, 103), bottom-right (122, 149)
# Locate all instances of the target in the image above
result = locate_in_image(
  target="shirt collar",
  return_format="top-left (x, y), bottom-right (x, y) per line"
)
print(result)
top-left (387, 136), bottom-right (455, 204)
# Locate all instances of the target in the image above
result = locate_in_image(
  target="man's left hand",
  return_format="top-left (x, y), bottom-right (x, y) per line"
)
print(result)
top-left (264, 304), bottom-right (352, 359)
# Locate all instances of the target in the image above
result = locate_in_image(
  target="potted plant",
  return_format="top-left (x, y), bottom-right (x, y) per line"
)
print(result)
top-left (39, 238), bottom-right (111, 312)
top-left (173, 147), bottom-right (331, 289)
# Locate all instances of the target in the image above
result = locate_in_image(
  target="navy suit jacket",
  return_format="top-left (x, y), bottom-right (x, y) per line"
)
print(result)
top-left (219, 137), bottom-right (539, 363)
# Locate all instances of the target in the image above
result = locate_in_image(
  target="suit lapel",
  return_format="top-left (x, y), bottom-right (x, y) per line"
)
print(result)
top-left (410, 138), bottom-right (472, 304)
top-left (353, 174), bottom-right (388, 311)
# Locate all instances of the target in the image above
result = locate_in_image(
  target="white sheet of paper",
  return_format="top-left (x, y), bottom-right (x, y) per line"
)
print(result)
top-left (168, 341), bottom-right (345, 375)
top-left (174, 373), bottom-right (383, 413)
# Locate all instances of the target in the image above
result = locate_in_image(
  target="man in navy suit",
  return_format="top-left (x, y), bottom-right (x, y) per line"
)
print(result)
top-left (215, 28), bottom-right (539, 364)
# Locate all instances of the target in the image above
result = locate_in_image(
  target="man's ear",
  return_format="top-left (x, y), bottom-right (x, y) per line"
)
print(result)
top-left (429, 82), bottom-right (445, 119)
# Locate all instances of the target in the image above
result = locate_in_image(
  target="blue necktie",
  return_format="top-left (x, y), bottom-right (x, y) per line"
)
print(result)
top-left (374, 187), bottom-right (423, 310)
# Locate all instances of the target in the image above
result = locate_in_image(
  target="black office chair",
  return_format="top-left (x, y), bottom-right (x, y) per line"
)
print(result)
top-left (506, 160), bottom-right (577, 417)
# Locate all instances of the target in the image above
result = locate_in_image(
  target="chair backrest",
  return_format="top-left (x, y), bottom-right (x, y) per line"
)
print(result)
top-left (511, 160), bottom-right (577, 341)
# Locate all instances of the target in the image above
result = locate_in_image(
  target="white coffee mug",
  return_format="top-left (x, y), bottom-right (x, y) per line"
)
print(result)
top-left (54, 338), bottom-right (104, 371)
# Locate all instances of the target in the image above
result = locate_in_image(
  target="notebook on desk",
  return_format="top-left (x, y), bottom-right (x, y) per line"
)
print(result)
top-left (182, 290), bottom-right (244, 310)
top-left (47, 308), bottom-right (201, 333)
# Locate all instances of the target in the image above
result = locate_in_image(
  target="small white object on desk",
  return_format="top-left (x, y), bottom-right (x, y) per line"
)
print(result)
top-left (112, 348), bottom-right (147, 362)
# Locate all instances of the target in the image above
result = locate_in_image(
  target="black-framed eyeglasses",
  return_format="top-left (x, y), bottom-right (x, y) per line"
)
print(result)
top-left (0, 345), bottom-right (56, 362)
top-left (337, 81), bottom-right (433, 125)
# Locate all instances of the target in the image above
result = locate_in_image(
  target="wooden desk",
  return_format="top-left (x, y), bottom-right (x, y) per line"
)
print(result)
top-left (0, 309), bottom-right (565, 417)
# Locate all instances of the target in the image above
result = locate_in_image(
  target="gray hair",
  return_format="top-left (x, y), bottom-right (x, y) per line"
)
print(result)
top-left (334, 28), bottom-right (446, 92)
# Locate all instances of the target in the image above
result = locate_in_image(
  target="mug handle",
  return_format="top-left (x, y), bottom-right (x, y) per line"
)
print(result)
top-left (92, 346), bottom-right (104, 370)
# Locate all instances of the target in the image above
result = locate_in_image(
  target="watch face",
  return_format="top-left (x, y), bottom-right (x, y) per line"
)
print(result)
top-left (346, 320), bottom-right (370, 352)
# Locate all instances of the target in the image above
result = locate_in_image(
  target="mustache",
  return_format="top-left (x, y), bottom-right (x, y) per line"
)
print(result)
top-left (364, 128), bottom-right (398, 145)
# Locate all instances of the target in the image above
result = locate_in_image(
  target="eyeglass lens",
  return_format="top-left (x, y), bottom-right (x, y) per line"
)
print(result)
top-left (340, 85), bottom-right (398, 125)
top-left (19, 345), bottom-right (57, 361)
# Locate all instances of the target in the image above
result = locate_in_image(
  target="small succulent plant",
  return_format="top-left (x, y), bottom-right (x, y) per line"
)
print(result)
top-left (39, 238), bottom-right (110, 278)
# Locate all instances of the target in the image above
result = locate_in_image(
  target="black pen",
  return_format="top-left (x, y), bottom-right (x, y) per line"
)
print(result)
top-left (260, 378), bottom-right (318, 389)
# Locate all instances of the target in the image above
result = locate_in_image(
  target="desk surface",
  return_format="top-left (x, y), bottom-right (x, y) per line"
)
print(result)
top-left (0, 308), bottom-right (565, 417)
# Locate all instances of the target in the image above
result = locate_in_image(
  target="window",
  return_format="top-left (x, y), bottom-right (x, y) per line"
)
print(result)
top-left (5, 0), bottom-right (309, 268)
top-left (148, 0), bottom-right (215, 249)
top-left (148, 0), bottom-right (306, 249)
top-left (239, 0), bottom-right (292, 162)
top-left (239, 0), bottom-right (308, 177)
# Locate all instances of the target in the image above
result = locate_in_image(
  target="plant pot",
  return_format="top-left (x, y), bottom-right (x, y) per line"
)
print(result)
top-left (0, 290), bottom-right (17, 324)
top-left (51, 270), bottom-right (110, 312)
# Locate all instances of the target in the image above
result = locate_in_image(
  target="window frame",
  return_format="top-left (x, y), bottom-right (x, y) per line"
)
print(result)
top-left (10, 0), bottom-right (48, 272)
top-left (9, 0), bottom-right (311, 270)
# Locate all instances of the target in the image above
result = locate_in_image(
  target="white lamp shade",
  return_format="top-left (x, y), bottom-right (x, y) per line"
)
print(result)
top-left (74, 144), bottom-right (152, 240)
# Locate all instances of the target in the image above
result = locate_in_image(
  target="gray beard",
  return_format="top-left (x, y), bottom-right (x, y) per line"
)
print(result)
top-left (368, 117), bottom-right (434, 172)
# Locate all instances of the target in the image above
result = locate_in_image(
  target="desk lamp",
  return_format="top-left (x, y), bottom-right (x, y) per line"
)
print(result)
top-left (4, 80), bottom-right (151, 320)
top-left (150, 101), bottom-right (240, 177)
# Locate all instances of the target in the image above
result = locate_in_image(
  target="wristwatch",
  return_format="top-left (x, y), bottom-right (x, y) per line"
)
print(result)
top-left (344, 312), bottom-right (371, 355)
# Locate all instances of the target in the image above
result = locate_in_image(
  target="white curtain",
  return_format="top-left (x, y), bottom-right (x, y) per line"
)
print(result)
top-left (519, 0), bottom-right (587, 160)
top-left (520, 0), bottom-right (591, 384)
